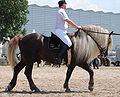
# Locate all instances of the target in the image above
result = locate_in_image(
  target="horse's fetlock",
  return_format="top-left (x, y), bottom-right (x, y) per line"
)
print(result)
top-left (63, 83), bottom-right (68, 89)
top-left (24, 71), bottom-right (28, 76)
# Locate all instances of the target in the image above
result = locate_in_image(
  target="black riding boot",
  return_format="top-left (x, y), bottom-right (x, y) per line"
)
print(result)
top-left (54, 45), bottom-right (69, 64)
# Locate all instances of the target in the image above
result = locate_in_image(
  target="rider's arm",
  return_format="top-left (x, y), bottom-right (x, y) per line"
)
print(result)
top-left (65, 19), bottom-right (81, 29)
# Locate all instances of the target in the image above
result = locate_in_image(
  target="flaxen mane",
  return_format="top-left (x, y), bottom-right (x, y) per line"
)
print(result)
top-left (73, 25), bottom-right (112, 64)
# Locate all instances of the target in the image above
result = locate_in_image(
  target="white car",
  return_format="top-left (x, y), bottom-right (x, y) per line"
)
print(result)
top-left (108, 48), bottom-right (120, 66)
top-left (107, 51), bottom-right (116, 62)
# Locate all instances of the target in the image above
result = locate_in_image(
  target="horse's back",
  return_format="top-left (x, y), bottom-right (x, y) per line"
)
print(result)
top-left (19, 33), bottom-right (43, 60)
top-left (20, 33), bottom-right (42, 42)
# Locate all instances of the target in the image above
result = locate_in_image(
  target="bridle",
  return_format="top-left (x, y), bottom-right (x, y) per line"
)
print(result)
top-left (76, 28), bottom-right (114, 57)
top-left (84, 30), bottom-right (113, 57)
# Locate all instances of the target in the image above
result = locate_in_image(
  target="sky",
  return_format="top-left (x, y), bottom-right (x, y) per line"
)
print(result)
top-left (27, 0), bottom-right (120, 13)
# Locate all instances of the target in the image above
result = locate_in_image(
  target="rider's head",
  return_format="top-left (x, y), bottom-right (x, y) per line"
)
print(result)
top-left (58, 0), bottom-right (67, 9)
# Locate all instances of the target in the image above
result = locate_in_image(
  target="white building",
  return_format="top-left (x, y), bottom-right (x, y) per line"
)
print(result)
top-left (24, 4), bottom-right (120, 49)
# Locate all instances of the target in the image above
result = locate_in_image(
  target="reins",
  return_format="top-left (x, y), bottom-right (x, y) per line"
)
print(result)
top-left (80, 28), bottom-right (120, 36)
top-left (78, 28), bottom-right (115, 57)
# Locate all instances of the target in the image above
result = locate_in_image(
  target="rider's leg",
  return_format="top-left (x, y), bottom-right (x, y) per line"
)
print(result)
top-left (54, 44), bottom-right (69, 63)
top-left (54, 29), bottom-right (72, 63)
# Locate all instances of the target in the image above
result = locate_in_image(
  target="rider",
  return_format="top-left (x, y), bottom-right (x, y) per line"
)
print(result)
top-left (54, 0), bottom-right (81, 63)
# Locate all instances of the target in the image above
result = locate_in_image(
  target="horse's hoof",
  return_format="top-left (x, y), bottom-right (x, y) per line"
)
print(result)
top-left (5, 85), bottom-right (13, 92)
top-left (5, 88), bottom-right (9, 92)
top-left (63, 83), bottom-right (68, 89)
top-left (65, 88), bottom-right (71, 92)
top-left (88, 86), bottom-right (94, 91)
top-left (35, 88), bottom-right (40, 92)
top-left (63, 84), bottom-right (66, 89)
top-left (32, 87), bottom-right (40, 92)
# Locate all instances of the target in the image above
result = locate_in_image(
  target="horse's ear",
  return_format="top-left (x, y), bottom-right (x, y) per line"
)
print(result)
top-left (51, 32), bottom-right (53, 36)
top-left (109, 31), bottom-right (114, 35)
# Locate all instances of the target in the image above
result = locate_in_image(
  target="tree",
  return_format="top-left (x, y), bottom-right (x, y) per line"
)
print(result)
top-left (0, 0), bottom-right (29, 43)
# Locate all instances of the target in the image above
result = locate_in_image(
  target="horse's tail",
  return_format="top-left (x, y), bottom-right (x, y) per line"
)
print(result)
top-left (7, 34), bottom-right (23, 70)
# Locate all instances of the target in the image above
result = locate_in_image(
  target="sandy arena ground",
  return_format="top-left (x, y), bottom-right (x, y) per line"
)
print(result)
top-left (0, 65), bottom-right (120, 97)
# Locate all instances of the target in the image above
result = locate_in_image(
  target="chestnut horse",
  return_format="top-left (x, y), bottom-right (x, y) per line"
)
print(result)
top-left (6, 25), bottom-right (112, 92)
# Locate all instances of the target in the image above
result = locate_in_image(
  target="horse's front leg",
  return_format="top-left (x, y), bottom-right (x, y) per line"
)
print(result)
top-left (6, 61), bottom-right (25, 91)
top-left (88, 69), bottom-right (94, 91)
top-left (81, 63), bottom-right (94, 91)
top-left (24, 63), bottom-right (40, 92)
top-left (64, 64), bottom-right (75, 92)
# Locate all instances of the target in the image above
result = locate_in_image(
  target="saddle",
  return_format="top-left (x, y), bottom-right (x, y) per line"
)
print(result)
top-left (43, 32), bottom-right (72, 65)
top-left (49, 32), bottom-right (64, 49)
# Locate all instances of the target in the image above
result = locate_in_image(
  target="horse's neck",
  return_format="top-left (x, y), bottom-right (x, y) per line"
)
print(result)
top-left (43, 36), bottom-right (50, 48)
top-left (89, 33), bottom-right (108, 48)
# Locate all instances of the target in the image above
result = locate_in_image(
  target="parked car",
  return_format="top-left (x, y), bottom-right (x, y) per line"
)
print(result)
top-left (114, 48), bottom-right (120, 66)
top-left (107, 45), bottom-right (120, 66)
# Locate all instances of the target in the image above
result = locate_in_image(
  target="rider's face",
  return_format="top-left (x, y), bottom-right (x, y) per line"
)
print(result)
top-left (62, 4), bottom-right (66, 9)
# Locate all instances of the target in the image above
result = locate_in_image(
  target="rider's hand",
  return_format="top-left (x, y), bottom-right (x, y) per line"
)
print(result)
top-left (77, 26), bottom-right (82, 30)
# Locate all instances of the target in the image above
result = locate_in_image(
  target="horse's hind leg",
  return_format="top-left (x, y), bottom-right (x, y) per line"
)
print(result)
top-left (6, 61), bottom-right (25, 91)
top-left (63, 63), bottom-right (76, 92)
top-left (24, 63), bottom-right (40, 92)
top-left (80, 63), bottom-right (94, 91)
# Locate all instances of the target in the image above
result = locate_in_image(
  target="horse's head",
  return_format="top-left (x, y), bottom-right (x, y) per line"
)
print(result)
top-left (71, 25), bottom-right (113, 64)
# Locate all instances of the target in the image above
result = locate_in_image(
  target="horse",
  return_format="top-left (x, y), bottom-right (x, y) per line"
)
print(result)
top-left (6, 25), bottom-right (112, 92)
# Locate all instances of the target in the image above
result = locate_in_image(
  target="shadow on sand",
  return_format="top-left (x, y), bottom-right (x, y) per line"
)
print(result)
top-left (0, 90), bottom-right (90, 94)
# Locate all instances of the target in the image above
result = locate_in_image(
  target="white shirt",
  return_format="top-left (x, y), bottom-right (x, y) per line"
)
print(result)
top-left (55, 8), bottom-right (69, 30)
